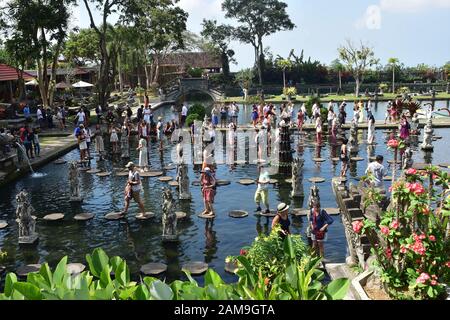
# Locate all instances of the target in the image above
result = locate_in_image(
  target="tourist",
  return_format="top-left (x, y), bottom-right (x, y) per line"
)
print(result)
top-left (365, 155), bottom-right (386, 189)
top-left (46, 107), bottom-right (54, 128)
top-left (340, 137), bottom-right (349, 177)
top-left (254, 170), bottom-right (270, 214)
top-left (229, 103), bottom-right (237, 126)
top-left (297, 105), bottom-right (305, 133)
top-left (122, 162), bottom-right (146, 217)
top-left (126, 105), bottom-right (133, 120)
top-left (251, 105), bottom-right (259, 128)
top-left (95, 105), bottom-right (103, 124)
top-left (61, 106), bottom-right (67, 129)
top-left (309, 202), bottom-right (333, 258)
top-left (23, 128), bottom-right (34, 159)
top-left (272, 202), bottom-right (291, 238)
top-left (228, 121), bottom-right (236, 147)
top-left (358, 100), bottom-right (365, 123)
top-left (137, 137), bottom-right (149, 172)
top-left (181, 103), bottom-right (188, 127)
top-left (31, 128), bottom-right (40, 157)
top-left (201, 167), bottom-right (216, 217)
top-left (300, 103), bottom-right (308, 122)
top-left (287, 102), bottom-right (294, 126)
top-left (367, 114), bottom-right (376, 145)
top-left (84, 126), bottom-right (92, 159)
top-left (220, 105), bottom-right (228, 128)
top-left (353, 103), bottom-right (360, 124)
top-left (94, 124), bottom-right (105, 161)
top-left (233, 102), bottom-right (239, 125)
top-left (399, 115), bottom-right (410, 140)
top-left (331, 114), bottom-right (338, 139)
top-left (143, 105), bottom-right (152, 125)
top-left (327, 106), bottom-right (335, 131)
top-left (76, 124), bottom-right (88, 161)
top-left (106, 108), bottom-right (115, 128)
top-left (76, 108), bottom-right (86, 127)
top-left (366, 100), bottom-right (373, 119)
top-left (56, 107), bottom-right (64, 130)
top-left (156, 116), bottom-right (163, 151)
top-left (109, 125), bottom-right (119, 154)
top-left (315, 114), bottom-right (323, 143)
top-left (311, 102), bottom-right (320, 123)
top-left (255, 128), bottom-right (265, 161)
top-left (385, 101), bottom-right (392, 124)
top-left (23, 104), bottom-right (31, 122)
top-left (211, 105), bottom-right (219, 128)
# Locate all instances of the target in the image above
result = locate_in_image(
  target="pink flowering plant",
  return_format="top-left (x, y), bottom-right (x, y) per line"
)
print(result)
top-left (357, 165), bottom-right (450, 299)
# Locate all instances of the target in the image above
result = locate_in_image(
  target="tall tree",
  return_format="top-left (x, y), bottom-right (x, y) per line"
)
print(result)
top-left (338, 40), bottom-right (377, 96)
top-left (201, 19), bottom-right (235, 78)
top-left (388, 57), bottom-right (399, 93)
top-left (275, 57), bottom-right (293, 89)
top-left (64, 28), bottom-right (100, 66)
top-left (222, 0), bottom-right (295, 87)
top-left (330, 59), bottom-right (345, 92)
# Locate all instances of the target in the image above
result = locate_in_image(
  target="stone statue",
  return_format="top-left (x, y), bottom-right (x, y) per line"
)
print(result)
top-left (410, 113), bottom-right (420, 135)
top-left (69, 161), bottom-right (83, 202)
top-left (402, 147), bottom-right (414, 170)
top-left (308, 184), bottom-right (320, 209)
top-left (347, 122), bottom-right (359, 154)
top-left (15, 190), bottom-right (38, 244)
top-left (120, 130), bottom-right (130, 159)
top-left (161, 187), bottom-right (178, 241)
top-left (177, 163), bottom-right (191, 200)
top-left (421, 118), bottom-right (434, 151)
top-left (291, 158), bottom-right (304, 198)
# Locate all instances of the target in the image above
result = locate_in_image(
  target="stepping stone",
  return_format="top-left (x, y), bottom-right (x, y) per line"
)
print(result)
top-left (313, 158), bottom-right (326, 162)
top-left (285, 178), bottom-right (293, 184)
top-left (140, 263), bottom-right (167, 276)
top-left (141, 171), bottom-right (163, 177)
top-left (0, 220), bottom-right (8, 229)
top-left (17, 264), bottom-right (41, 277)
top-left (105, 212), bottom-right (125, 220)
top-left (164, 164), bottom-right (176, 171)
top-left (331, 158), bottom-right (340, 162)
top-left (86, 169), bottom-right (101, 174)
top-left (291, 208), bottom-right (308, 216)
top-left (43, 213), bottom-right (64, 221)
top-left (54, 159), bottom-right (66, 165)
top-left (176, 212), bottom-right (187, 220)
top-left (369, 156), bottom-right (377, 162)
top-left (439, 163), bottom-right (450, 168)
top-left (192, 180), bottom-right (201, 186)
top-left (15, 216), bottom-right (37, 223)
top-left (116, 171), bottom-right (129, 177)
top-left (79, 167), bottom-right (90, 172)
top-left (387, 160), bottom-right (402, 164)
top-left (229, 210), bottom-right (248, 218)
top-left (158, 176), bottom-right (173, 182)
top-left (384, 176), bottom-right (393, 181)
top-left (198, 213), bottom-right (215, 219)
top-left (239, 179), bottom-right (255, 185)
top-left (258, 211), bottom-right (277, 218)
top-left (136, 212), bottom-right (156, 220)
top-left (269, 179), bottom-right (278, 184)
top-left (66, 263), bottom-right (85, 275)
top-left (308, 177), bottom-right (326, 183)
top-left (224, 261), bottom-right (239, 274)
top-left (412, 163), bottom-right (430, 170)
top-left (324, 208), bottom-right (340, 215)
top-left (217, 180), bottom-right (231, 186)
top-left (169, 181), bottom-right (179, 187)
top-left (433, 136), bottom-right (442, 139)
top-left (182, 261), bottom-right (208, 275)
top-left (235, 160), bottom-right (247, 165)
top-left (351, 157), bottom-right (364, 162)
top-left (96, 172), bottom-right (111, 177)
top-left (74, 213), bottom-right (94, 221)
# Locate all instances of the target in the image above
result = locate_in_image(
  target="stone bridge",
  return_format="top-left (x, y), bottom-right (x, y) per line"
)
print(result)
top-left (162, 78), bottom-right (225, 102)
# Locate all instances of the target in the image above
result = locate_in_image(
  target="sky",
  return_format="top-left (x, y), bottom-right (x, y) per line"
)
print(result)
top-left (72, 0), bottom-right (450, 71)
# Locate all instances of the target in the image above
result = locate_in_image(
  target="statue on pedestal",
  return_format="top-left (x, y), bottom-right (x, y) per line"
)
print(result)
top-left (421, 118), bottom-right (434, 151)
top-left (69, 161), bottom-right (83, 202)
top-left (347, 122), bottom-right (359, 154)
top-left (291, 158), bottom-right (304, 198)
top-left (16, 191), bottom-right (38, 244)
top-left (120, 122), bottom-right (130, 159)
top-left (177, 164), bottom-right (191, 200)
top-left (162, 187), bottom-right (178, 242)
top-left (402, 147), bottom-right (414, 170)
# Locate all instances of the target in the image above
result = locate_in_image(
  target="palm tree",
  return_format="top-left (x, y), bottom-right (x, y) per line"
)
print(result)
top-left (276, 58), bottom-right (293, 89)
top-left (388, 57), bottom-right (399, 94)
top-left (330, 59), bottom-right (345, 92)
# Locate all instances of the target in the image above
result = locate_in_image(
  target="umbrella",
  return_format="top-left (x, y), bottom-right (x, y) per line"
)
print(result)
top-left (55, 81), bottom-right (71, 89)
top-left (72, 81), bottom-right (94, 88)
top-left (25, 79), bottom-right (38, 86)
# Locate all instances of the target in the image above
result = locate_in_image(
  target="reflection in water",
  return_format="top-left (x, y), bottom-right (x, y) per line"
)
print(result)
top-left (204, 220), bottom-right (218, 263)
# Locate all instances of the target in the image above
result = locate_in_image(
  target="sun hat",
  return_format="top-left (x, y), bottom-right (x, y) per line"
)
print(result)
top-left (125, 161), bottom-right (135, 168)
top-left (79, 124), bottom-right (84, 128)
top-left (277, 202), bottom-right (289, 212)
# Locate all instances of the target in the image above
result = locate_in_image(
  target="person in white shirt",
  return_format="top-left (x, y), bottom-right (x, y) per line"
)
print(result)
top-left (156, 116), bottom-right (163, 150)
top-left (254, 170), bottom-right (270, 214)
top-left (76, 109), bottom-right (86, 126)
top-left (143, 105), bottom-right (151, 124)
top-left (37, 107), bottom-right (44, 128)
top-left (122, 162), bottom-right (146, 217)
top-left (85, 126), bottom-right (92, 159)
top-left (181, 103), bottom-right (188, 127)
top-left (365, 155), bottom-right (386, 189)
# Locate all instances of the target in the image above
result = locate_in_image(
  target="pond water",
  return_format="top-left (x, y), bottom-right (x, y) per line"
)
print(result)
top-left (1, 114), bottom-right (450, 285)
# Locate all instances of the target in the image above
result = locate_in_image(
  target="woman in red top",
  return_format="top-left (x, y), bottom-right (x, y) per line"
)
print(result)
top-left (201, 167), bottom-right (216, 217)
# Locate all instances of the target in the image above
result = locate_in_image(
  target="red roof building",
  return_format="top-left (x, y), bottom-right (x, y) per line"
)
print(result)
top-left (0, 64), bottom-right (35, 82)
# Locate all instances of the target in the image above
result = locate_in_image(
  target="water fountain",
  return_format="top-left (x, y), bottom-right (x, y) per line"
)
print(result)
top-left (15, 142), bottom-right (34, 174)
top-left (69, 161), bottom-right (83, 202)
top-left (347, 122), bottom-right (359, 155)
top-left (15, 190), bottom-right (38, 244)
top-left (291, 157), bottom-right (304, 198)
top-left (161, 187), bottom-right (178, 242)
top-left (177, 163), bottom-right (191, 200)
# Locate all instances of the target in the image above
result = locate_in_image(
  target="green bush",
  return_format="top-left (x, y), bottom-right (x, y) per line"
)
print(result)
top-left (304, 96), bottom-right (327, 123)
top-left (185, 113), bottom-right (201, 127)
top-left (187, 103), bottom-right (206, 119)
top-left (187, 67), bottom-right (203, 78)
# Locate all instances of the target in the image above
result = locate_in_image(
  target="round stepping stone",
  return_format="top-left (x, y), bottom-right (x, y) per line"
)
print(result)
top-left (239, 179), bottom-right (255, 185)
top-left (313, 158), bottom-right (326, 162)
top-left (182, 262), bottom-right (208, 275)
top-left (217, 180), bottom-right (231, 186)
top-left (387, 160), bottom-right (401, 164)
top-left (43, 213), bottom-right (64, 221)
top-left (258, 210), bottom-right (277, 218)
top-left (383, 130), bottom-right (393, 134)
top-left (285, 178), bottom-right (293, 184)
top-left (229, 210), bottom-right (248, 218)
top-left (158, 176), bottom-right (173, 182)
top-left (79, 167), bottom-right (90, 172)
top-left (74, 213), bottom-right (94, 221)
top-left (17, 264), bottom-right (41, 277)
top-left (66, 263), bottom-right (85, 275)
top-left (169, 181), bottom-right (179, 187)
top-left (198, 213), bottom-right (215, 219)
top-left (86, 169), bottom-right (101, 174)
top-left (308, 177), bottom-right (326, 183)
top-left (439, 163), bottom-right (450, 168)
top-left (140, 263), bottom-right (167, 275)
top-left (412, 163), bottom-right (430, 170)
top-left (96, 172), bottom-right (111, 177)
top-left (136, 212), bottom-right (156, 220)
top-left (291, 208), bottom-right (308, 216)
top-left (224, 261), bottom-right (239, 274)
top-left (384, 176), bottom-right (393, 181)
top-left (235, 160), bottom-right (247, 165)
top-left (164, 164), bottom-right (176, 171)
top-left (369, 156), bottom-right (377, 162)
top-left (269, 179), bottom-right (278, 184)
top-left (331, 157), bottom-right (340, 162)
top-left (176, 211), bottom-right (187, 220)
top-left (192, 180), bottom-right (201, 186)
top-left (105, 212), bottom-right (125, 220)
top-left (324, 208), bottom-right (340, 215)
top-left (141, 171), bottom-right (163, 177)
top-left (0, 220), bottom-right (8, 229)
top-left (116, 171), bottom-right (129, 177)
top-left (351, 157), bottom-right (364, 162)
top-left (54, 159), bottom-right (66, 165)
top-left (433, 135), bottom-right (442, 139)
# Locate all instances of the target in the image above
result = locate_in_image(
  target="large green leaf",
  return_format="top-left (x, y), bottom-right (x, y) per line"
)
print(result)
top-left (26, 273), bottom-right (51, 292)
top-left (204, 269), bottom-right (224, 287)
top-left (39, 264), bottom-right (53, 288)
top-left (134, 285), bottom-right (150, 300)
top-left (86, 248), bottom-right (110, 278)
top-left (99, 264), bottom-right (112, 289)
top-left (236, 256), bottom-right (257, 288)
top-left (283, 236), bottom-right (296, 260)
top-left (4, 273), bottom-right (17, 297)
top-left (13, 282), bottom-right (43, 300)
top-left (114, 260), bottom-right (130, 287)
top-left (324, 278), bottom-right (350, 300)
top-left (110, 256), bottom-right (123, 272)
top-left (149, 280), bottom-right (173, 300)
top-left (285, 263), bottom-right (298, 289)
top-left (52, 256), bottom-right (68, 287)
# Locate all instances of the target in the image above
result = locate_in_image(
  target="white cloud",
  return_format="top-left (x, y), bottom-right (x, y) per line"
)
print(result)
top-left (355, 5), bottom-right (381, 30)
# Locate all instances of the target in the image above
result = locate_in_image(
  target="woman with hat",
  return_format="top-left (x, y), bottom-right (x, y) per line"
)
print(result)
top-left (272, 202), bottom-right (291, 238)
top-left (201, 167), bottom-right (216, 217)
top-left (122, 161), bottom-right (146, 217)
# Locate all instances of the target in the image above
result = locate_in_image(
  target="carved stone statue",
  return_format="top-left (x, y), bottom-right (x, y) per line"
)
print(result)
top-left (308, 184), bottom-right (320, 209)
top-left (69, 161), bottom-right (83, 202)
top-left (347, 122), bottom-right (359, 154)
top-left (15, 191), bottom-right (38, 244)
top-left (120, 130), bottom-right (130, 159)
top-left (291, 158), bottom-right (304, 198)
top-left (161, 187), bottom-right (178, 241)
top-left (402, 147), bottom-right (414, 170)
top-left (421, 118), bottom-right (434, 151)
top-left (177, 163), bottom-right (191, 200)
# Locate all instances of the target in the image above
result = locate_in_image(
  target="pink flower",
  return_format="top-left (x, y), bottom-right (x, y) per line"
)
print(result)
top-left (419, 234), bottom-right (426, 240)
top-left (240, 249), bottom-right (248, 256)
top-left (431, 275), bottom-right (437, 279)
top-left (406, 168), bottom-right (417, 175)
top-left (429, 235), bottom-right (436, 242)
top-left (380, 226), bottom-right (390, 235)
top-left (445, 261), bottom-right (450, 268)
top-left (385, 248), bottom-right (392, 259)
top-left (411, 240), bottom-right (426, 256)
top-left (422, 207), bottom-right (431, 215)
top-left (432, 174), bottom-right (438, 180)
top-left (387, 139), bottom-right (399, 148)
top-left (400, 246), bottom-right (407, 254)
top-left (390, 220), bottom-right (399, 230)
top-left (431, 280), bottom-right (438, 286)
top-left (412, 183), bottom-right (425, 195)
top-left (388, 186), bottom-right (393, 192)
top-left (352, 220), bottom-right (364, 234)
top-left (416, 272), bottom-right (430, 284)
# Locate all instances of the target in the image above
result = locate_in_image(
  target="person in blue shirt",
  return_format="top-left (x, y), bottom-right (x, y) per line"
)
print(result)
top-left (23, 104), bottom-right (31, 121)
top-left (309, 202), bottom-right (333, 258)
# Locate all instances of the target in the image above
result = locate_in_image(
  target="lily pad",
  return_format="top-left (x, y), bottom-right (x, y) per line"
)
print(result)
top-left (182, 261), bottom-right (208, 275)
top-left (140, 263), bottom-right (167, 275)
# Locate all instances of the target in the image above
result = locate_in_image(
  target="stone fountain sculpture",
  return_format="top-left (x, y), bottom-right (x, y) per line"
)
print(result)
top-left (120, 131), bottom-right (130, 159)
top-left (162, 187), bottom-right (178, 242)
top-left (308, 184), bottom-right (320, 209)
top-left (177, 163), bottom-right (191, 200)
top-left (347, 121), bottom-right (359, 154)
top-left (69, 161), bottom-right (83, 202)
top-left (421, 118), bottom-right (434, 151)
top-left (402, 147), bottom-right (414, 171)
top-left (291, 157), bottom-right (304, 198)
top-left (16, 190), bottom-right (38, 244)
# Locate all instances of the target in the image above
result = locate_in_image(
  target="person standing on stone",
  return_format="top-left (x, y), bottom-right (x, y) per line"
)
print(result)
top-left (254, 170), bottom-right (270, 214)
top-left (385, 101), bottom-right (392, 124)
top-left (272, 203), bottom-right (291, 238)
top-left (23, 128), bottom-right (34, 159)
top-left (37, 106), bottom-right (44, 128)
top-left (297, 106), bottom-right (305, 133)
top-left (143, 105), bottom-right (151, 125)
top-left (367, 114), bottom-right (376, 145)
top-left (338, 102), bottom-right (347, 125)
top-left (109, 125), bottom-right (119, 154)
top-left (220, 105), bottom-right (228, 128)
top-left (181, 103), bottom-right (188, 127)
top-left (85, 126), bottom-right (92, 159)
top-left (201, 167), bottom-right (216, 217)
top-left (365, 155), bottom-right (386, 189)
top-left (76, 124), bottom-right (88, 161)
top-left (327, 104), bottom-right (335, 132)
top-left (156, 116), bottom-right (164, 151)
top-left (358, 100), bottom-right (365, 123)
top-left (76, 108), bottom-right (86, 127)
top-left (340, 138), bottom-right (349, 177)
top-left (251, 105), bottom-right (259, 128)
top-left (32, 128), bottom-right (40, 157)
top-left (95, 105), bottom-right (103, 124)
top-left (399, 115), bottom-right (410, 141)
top-left (309, 202), bottom-right (333, 258)
top-left (122, 162), bottom-right (146, 217)
top-left (211, 105), bottom-right (219, 128)
top-left (137, 137), bottom-right (149, 172)
top-left (94, 124), bottom-right (105, 160)
top-left (315, 114), bottom-right (323, 143)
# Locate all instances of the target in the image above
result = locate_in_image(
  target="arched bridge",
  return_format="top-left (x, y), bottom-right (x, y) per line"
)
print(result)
top-left (162, 78), bottom-right (225, 102)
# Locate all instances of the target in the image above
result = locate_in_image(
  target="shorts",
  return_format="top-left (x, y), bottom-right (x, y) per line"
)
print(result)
top-left (254, 188), bottom-right (269, 205)
top-left (79, 141), bottom-right (88, 150)
top-left (311, 232), bottom-right (328, 242)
